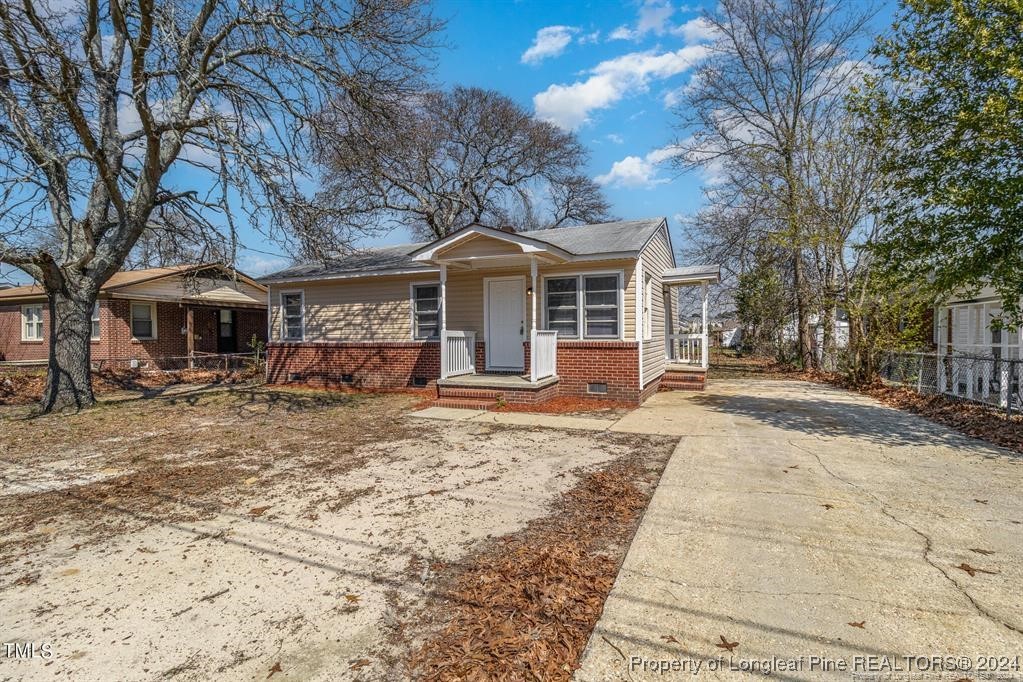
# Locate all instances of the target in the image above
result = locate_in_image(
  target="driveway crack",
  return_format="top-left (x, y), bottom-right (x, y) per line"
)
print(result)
top-left (789, 440), bottom-right (1023, 636)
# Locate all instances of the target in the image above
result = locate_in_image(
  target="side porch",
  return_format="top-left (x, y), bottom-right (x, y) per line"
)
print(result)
top-left (659, 265), bottom-right (719, 392)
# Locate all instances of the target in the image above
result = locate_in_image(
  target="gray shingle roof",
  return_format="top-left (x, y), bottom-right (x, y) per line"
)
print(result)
top-left (260, 218), bottom-right (666, 283)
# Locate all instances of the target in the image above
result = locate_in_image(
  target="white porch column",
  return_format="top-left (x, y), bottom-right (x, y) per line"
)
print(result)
top-left (439, 263), bottom-right (448, 379)
top-left (701, 281), bottom-right (709, 369)
top-left (530, 256), bottom-right (538, 383)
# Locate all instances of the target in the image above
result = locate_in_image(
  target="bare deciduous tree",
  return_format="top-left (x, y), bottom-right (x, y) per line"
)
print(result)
top-left (673, 0), bottom-right (873, 368)
top-left (314, 86), bottom-right (613, 240)
top-left (0, 0), bottom-right (439, 411)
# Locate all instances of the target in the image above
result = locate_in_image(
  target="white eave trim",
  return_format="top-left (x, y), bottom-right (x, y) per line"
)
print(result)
top-left (409, 225), bottom-right (575, 262)
top-left (662, 265), bottom-right (721, 285)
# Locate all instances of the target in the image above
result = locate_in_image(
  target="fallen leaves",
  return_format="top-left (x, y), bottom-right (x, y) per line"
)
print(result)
top-left (247, 506), bottom-right (272, 517)
top-left (715, 635), bottom-right (739, 652)
top-left (266, 661), bottom-right (282, 678)
top-left (969, 548), bottom-right (995, 556)
top-left (821, 503), bottom-right (835, 510)
top-left (956, 563), bottom-right (999, 577)
top-left (349, 659), bottom-right (370, 670)
top-left (847, 621), bottom-right (866, 629)
top-left (660, 634), bottom-right (681, 644)
top-left (408, 459), bottom-right (657, 682)
top-left (344, 594), bottom-right (361, 604)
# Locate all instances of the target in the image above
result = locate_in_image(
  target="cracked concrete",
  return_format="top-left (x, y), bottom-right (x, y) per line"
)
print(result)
top-left (577, 380), bottom-right (1023, 681)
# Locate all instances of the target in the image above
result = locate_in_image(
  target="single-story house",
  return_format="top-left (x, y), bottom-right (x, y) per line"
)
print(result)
top-left (934, 286), bottom-right (1022, 406)
top-left (0, 264), bottom-right (268, 369)
top-left (260, 219), bottom-right (719, 406)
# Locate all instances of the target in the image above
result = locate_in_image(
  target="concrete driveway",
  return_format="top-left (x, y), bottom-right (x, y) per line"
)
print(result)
top-left (579, 379), bottom-right (1023, 680)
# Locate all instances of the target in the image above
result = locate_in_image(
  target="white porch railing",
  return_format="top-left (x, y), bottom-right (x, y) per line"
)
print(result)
top-left (666, 333), bottom-right (705, 367)
top-left (441, 330), bottom-right (476, 378)
top-left (530, 329), bottom-right (558, 382)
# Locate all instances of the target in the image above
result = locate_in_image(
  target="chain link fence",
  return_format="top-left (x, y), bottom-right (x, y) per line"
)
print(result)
top-left (879, 352), bottom-right (1023, 416)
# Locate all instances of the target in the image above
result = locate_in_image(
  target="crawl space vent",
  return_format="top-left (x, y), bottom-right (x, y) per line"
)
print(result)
top-left (411, 377), bottom-right (429, 387)
top-left (587, 382), bottom-right (608, 395)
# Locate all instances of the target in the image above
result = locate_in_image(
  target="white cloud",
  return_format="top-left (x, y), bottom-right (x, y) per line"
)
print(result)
top-left (521, 25), bottom-right (578, 65)
top-left (238, 253), bottom-right (290, 277)
top-left (609, 0), bottom-right (676, 41)
top-left (595, 145), bottom-right (682, 188)
top-left (671, 16), bottom-right (718, 43)
top-left (533, 45), bottom-right (708, 129)
top-left (578, 30), bottom-right (602, 45)
top-left (606, 133), bottom-right (624, 144)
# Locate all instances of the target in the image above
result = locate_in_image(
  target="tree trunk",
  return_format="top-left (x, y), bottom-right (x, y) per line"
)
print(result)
top-left (41, 288), bottom-right (97, 413)
top-left (793, 250), bottom-right (814, 369)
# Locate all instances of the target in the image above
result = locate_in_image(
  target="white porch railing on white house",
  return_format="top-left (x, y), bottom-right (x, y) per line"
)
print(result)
top-left (666, 333), bottom-right (705, 366)
top-left (530, 330), bottom-right (558, 382)
top-left (440, 330), bottom-right (476, 379)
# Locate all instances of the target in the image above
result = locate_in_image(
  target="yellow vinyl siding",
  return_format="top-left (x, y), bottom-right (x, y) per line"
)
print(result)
top-left (639, 226), bottom-right (674, 385)
top-left (435, 234), bottom-right (526, 260)
top-left (269, 276), bottom-right (413, 342)
top-left (267, 257), bottom-right (639, 343)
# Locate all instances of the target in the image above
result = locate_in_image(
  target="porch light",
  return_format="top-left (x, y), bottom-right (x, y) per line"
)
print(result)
top-left (527, 287), bottom-right (533, 296)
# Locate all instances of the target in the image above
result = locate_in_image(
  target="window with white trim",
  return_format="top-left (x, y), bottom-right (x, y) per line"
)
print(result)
top-left (644, 274), bottom-right (653, 341)
top-left (91, 301), bottom-right (101, 340)
top-left (130, 302), bottom-right (157, 339)
top-left (281, 292), bottom-right (304, 341)
top-left (583, 274), bottom-right (620, 338)
top-left (544, 277), bottom-right (579, 338)
top-left (543, 273), bottom-right (622, 340)
top-left (412, 284), bottom-right (441, 339)
top-left (21, 305), bottom-right (43, 341)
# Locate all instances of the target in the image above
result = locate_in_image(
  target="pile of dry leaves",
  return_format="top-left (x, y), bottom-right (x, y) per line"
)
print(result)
top-left (808, 372), bottom-right (1023, 455)
top-left (0, 366), bottom-right (257, 405)
top-left (409, 458), bottom-right (656, 681)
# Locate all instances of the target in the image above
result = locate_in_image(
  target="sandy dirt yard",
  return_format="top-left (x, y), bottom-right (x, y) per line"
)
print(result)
top-left (0, 386), bottom-right (674, 681)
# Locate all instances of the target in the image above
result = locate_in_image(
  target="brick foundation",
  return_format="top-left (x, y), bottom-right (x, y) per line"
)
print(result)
top-left (266, 341), bottom-right (441, 389)
top-left (269, 339), bottom-right (647, 403)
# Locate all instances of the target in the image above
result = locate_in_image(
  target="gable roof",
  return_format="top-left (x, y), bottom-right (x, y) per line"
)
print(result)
top-left (0, 264), bottom-right (265, 302)
top-left (261, 218), bottom-right (669, 284)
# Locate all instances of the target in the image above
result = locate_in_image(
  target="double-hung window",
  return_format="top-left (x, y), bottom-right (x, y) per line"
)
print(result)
top-left (412, 284), bottom-right (441, 339)
top-left (21, 305), bottom-right (43, 341)
top-left (91, 301), bottom-right (101, 340)
top-left (544, 273), bottom-right (622, 340)
top-left (583, 275), bottom-right (620, 338)
top-left (130, 302), bottom-right (157, 339)
top-left (281, 292), bottom-right (304, 341)
top-left (544, 277), bottom-right (579, 338)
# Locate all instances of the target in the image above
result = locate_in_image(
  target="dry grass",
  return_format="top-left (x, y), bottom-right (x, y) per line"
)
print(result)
top-left (0, 386), bottom-right (422, 562)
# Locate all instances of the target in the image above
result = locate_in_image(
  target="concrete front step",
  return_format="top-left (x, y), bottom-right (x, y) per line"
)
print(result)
top-left (664, 371), bottom-right (706, 381)
top-left (431, 397), bottom-right (500, 410)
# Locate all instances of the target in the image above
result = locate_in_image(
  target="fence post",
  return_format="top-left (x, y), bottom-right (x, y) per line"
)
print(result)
top-left (916, 354), bottom-right (924, 393)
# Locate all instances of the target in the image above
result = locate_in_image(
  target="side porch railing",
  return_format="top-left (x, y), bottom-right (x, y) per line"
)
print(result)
top-left (530, 329), bottom-right (558, 382)
top-left (666, 333), bottom-right (707, 367)
top-left (440, 330), bottom-right (476, 379)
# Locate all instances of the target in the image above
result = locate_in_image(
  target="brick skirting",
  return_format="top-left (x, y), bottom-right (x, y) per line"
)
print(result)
top-left (269, 339), bottom-right (646, 403)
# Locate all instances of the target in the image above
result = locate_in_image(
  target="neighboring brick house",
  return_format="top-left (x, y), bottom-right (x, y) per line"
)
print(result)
top-left (261, 220), bottom-right (719, 406)
top-left (0, 264), bottom-right (267, 369)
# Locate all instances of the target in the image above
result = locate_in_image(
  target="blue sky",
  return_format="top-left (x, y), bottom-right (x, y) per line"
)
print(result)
top-left (2, 0), bottom-right (891, 284)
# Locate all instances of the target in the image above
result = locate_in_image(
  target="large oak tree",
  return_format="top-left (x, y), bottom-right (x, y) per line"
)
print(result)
top-left (314, 86), bottom-right (613, 239)
top-left (0, 0), bottom-right (438, 412)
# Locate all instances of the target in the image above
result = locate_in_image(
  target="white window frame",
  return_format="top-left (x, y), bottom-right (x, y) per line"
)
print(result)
top-left (409, 281), bottom-right (442, 340)
top-left (130, 301), bottom-right (158, 340)
top-left (21, 304), bottom-right (43, 341)
top-left (279, 290), bottom-right (305, 341)
top-left (541, 270), bottom-right (625, 341)
top-left (644, 273), bottom-right (653, 341)
top-left (91, 301), bottom-right (101, 340)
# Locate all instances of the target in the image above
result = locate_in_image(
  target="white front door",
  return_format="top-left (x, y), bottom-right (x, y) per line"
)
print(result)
top-left (486, 278), bottom-right (524, 370)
